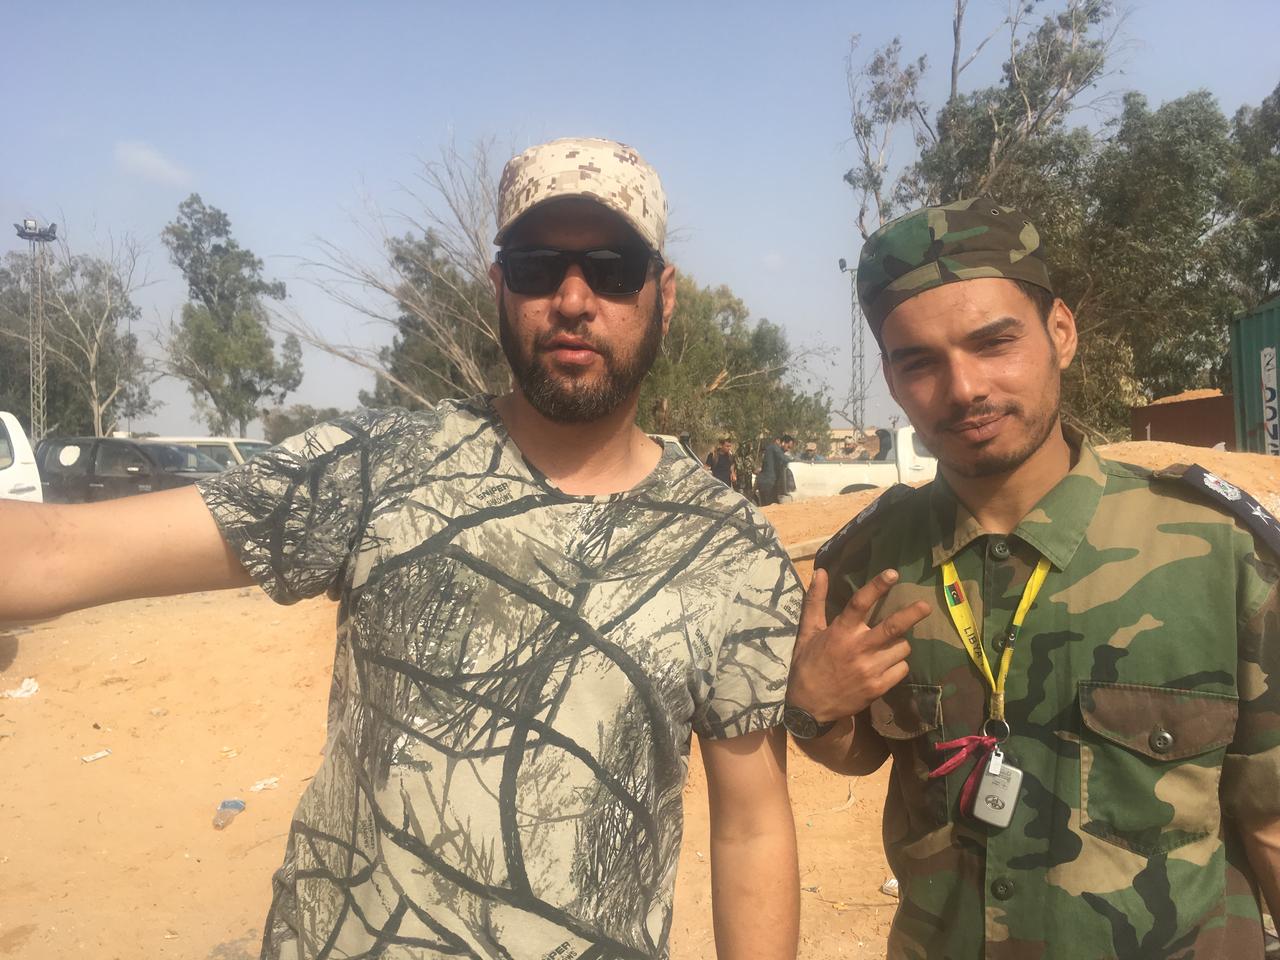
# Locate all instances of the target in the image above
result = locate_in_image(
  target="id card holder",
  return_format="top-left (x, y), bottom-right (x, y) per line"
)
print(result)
top-left (972, 747), bottom-right (1021, 829)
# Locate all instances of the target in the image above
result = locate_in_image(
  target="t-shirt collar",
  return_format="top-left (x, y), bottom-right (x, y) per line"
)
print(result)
top-left (480, 394), bottom-right (682, 502)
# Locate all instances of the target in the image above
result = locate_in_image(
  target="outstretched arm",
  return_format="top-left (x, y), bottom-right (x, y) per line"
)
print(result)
top-left (701, 728), bottom-right (798, 960)
top-left (0, 486), bottom-right (250, 622)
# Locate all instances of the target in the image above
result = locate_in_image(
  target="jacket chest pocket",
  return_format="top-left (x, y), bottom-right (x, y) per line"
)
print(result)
top-left (1078, 681), bottom-right (1237, 856)
top-left (870, 683), bottom-right (949, 832)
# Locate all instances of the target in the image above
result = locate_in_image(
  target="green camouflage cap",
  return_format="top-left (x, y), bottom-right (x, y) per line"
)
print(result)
top-left (856, 197), bottom-right (1052, 336)
top-left (495, 137), bottom-right (667, 255)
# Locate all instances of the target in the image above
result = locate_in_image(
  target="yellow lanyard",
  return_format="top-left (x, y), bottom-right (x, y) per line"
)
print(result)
top-left (939, 554), bottom-right (1051, 722)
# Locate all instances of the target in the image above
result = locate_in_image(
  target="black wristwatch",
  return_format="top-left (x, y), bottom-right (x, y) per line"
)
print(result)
top-left (782, 703), bottom-right (837, 740)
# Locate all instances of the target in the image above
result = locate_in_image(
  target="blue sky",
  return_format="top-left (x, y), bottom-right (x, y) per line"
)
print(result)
top-left (4, 1), bottom-right (1278, 436)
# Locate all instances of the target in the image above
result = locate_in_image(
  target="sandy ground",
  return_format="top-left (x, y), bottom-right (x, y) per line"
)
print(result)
top-left (1, 439), bottom-right (1276, 959)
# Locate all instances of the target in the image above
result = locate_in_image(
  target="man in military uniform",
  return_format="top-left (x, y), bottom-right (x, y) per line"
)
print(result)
top-left (783, 198), bottom-right (1280, 958)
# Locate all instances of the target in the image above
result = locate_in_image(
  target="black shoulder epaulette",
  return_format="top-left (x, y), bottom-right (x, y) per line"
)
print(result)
top-left (1153, 462), bottom-right (1280, 558)
top-left (814, 483), bottom-right (917, 571)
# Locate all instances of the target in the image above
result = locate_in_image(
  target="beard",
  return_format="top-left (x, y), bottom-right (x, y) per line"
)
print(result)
top-left (931, 398), bottom-right (1060, 478)
top-left (927, 351), bottom-right (1063, 479)
top-left (498, 293), bottom-right (664, 423)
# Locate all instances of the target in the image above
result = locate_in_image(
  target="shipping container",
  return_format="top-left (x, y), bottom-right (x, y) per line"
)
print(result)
top-left (1230, 296), bottom-right (1280, 454)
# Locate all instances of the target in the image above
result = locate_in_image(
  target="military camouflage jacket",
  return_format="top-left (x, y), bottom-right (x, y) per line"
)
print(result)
top-left (817, 432), bottom-right (1280, 959)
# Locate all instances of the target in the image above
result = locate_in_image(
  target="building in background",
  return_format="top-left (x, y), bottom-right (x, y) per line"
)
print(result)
top-left (1130, 389), bottom-right (1236, 450)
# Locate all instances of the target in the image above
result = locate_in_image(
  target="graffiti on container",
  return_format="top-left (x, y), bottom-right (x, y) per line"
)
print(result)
top-left (1261, 347), bottom-right (1280, 455)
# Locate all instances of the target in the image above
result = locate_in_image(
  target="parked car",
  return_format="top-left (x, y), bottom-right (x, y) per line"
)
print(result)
top-left (35, 436), bottom-right (223, 504)
top-left (786, 426), bottom-right (937, 501)
top-left (0, 411), bottom-right (42, 503)
top-left (149, 435), bottom-right (272, 469)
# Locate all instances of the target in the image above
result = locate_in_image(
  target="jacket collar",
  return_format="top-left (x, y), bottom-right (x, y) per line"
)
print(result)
top-left (928, 426), bottom-right (1107, 571)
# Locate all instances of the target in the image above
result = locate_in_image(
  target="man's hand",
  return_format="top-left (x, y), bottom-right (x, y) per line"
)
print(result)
top-left (786, 567), bottom-right (930, 723)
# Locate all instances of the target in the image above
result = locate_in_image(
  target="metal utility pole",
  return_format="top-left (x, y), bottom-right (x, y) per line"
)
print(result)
top-left (14, 219), bottom-right (57, 443)
top-left (838, 258), bottom-right (867, 432)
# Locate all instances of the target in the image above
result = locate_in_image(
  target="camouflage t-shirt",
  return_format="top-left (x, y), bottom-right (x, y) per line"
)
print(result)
top-left (197, 398), bottom-right (801, 960)
top-left (817, 431), bottom-right (1280, 959)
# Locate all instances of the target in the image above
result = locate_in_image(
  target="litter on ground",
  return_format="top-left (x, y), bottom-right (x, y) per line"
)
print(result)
top-left (1, 678), bottom-right (39, 699)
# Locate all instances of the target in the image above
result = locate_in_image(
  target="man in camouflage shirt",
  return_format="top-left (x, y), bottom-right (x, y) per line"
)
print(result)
top-left (0, 139), bottom-right (802, 959)
top-left (784, 198), bottom-right (1280, 958)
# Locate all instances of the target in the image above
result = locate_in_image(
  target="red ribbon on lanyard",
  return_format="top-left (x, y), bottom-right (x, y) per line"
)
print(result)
top-left (928, 734), bottom-right (999, 815)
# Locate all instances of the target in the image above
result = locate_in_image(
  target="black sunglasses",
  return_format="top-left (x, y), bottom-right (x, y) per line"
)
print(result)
top-left (496, 246), bottom-right (661, 297)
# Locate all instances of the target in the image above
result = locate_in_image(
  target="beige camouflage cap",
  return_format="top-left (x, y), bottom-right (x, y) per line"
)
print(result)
top-left (495, 137), bottom-right (667, 255)
top-left (857, 197), bottom-right (1053, 337)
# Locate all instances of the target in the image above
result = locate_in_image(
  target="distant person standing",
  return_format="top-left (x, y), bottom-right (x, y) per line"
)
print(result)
top-left (706, 437), bottom-right (737, 488)
top-left (757, 434), bottom-right (794, 505)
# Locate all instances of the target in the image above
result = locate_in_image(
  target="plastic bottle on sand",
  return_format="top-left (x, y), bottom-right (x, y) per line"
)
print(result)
top-left (212, 798), bottom-right (246, 829)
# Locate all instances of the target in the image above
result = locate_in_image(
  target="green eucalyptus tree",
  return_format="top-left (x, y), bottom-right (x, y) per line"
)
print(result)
top-left (162, 194), bottom-right (302, 437)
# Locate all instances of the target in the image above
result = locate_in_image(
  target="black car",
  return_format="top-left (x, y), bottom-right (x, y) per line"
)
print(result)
top-left (36, 437), bottom-right (223, 504)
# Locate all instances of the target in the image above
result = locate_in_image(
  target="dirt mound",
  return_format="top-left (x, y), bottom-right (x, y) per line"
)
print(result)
top-left (1100, 440), bottom-right (1280, 513)
top-left (1146, 388), bottom-right (1224, 405)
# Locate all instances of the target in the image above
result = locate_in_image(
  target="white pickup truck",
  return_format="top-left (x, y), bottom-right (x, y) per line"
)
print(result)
top-left (0, 411), bottom-right (43, 503)
top-left (787, 426), bottom-right (936, 500)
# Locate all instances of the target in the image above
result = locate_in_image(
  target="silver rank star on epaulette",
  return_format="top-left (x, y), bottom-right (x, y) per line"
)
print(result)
top-left (1172, 464), bottom-right (1280, 558)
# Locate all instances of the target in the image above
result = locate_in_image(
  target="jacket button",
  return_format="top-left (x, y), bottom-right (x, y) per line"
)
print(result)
top-left (991, 878), bottom-right (1014, 900)
top-left (1149, 729), bottom-right (1174, 754)
top-left (989, 538), bottom-right (1011, 561)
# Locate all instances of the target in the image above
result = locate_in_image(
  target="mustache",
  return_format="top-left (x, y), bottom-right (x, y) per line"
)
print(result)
top-left (533, 328), bottom-right (614, 361)
top-left (937, 402), bottom-right (1020, 432)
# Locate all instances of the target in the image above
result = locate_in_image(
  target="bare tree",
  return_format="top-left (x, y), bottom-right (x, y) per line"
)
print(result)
top-left (0, 234), bottom-right (154, 436)
top-left (287, 138), bottom-right (509, 408)
top-left (844, 0), bottom-right (1123, 223)
top-left (843, 35), bottom-right (931, 240)
top-left (43, 235), bottom-right (154, 436)
top-left (974, 0), bottom-right (1122, 195)
top-left (949, 0), bottom-right (1005, 103)
top-left (843, 4), bottom-right (1007, 240)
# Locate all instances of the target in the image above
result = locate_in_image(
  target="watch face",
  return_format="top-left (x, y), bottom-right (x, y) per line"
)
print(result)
top-left (783, 705), bottom-right (818, 740)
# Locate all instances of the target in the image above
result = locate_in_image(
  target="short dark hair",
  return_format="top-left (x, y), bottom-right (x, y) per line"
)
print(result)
top-left (781, 434), bottom-right (795, 444)
top-left (1013, 279), bottom-right (1056, 324)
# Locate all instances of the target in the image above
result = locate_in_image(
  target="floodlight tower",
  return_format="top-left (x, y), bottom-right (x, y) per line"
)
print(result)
top-left (838, 258), bottom-right (867, 432)
top-left (13, 218), bottom-right (57, 443)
